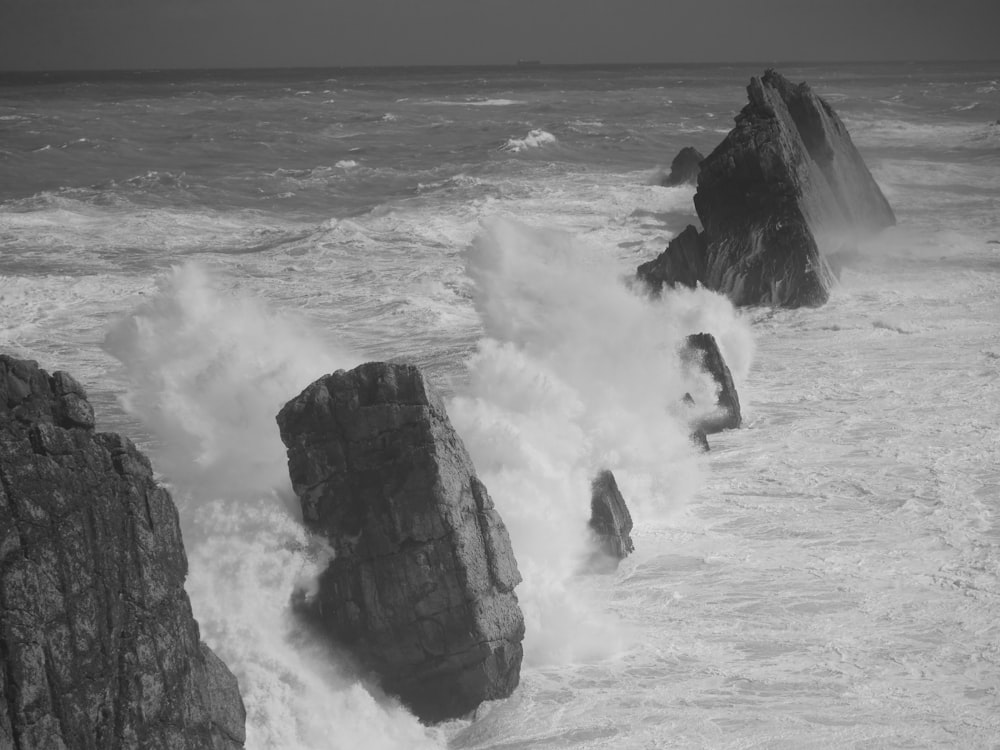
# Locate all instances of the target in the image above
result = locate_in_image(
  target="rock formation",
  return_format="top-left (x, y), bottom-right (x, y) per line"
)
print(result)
top-left (639, 69), bottom-right (896, 307)
top-left (276, 362), bottom-right (524, 724)
top-left (683, 333), bottom-right (741, 434)
top-left (681, 394), bottom-right (712, 452)
top-left (661, 146), bottom-right (704, 187)
top-left (0, 354), bottom-right (245, 750)
top-left (588, 470), bottom-right (634, 567)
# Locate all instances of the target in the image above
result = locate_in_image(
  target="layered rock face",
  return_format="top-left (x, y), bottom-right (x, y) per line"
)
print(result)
top-left (683, 333), bottom-right (742, 434)
top-left (276, 362), bottom-right (524, 723)
top-left (0, 355), bottom-right (245, 750)
top-left (640, 69), bottom-right (895, 307)
top-left (661, 146), bottom-right (704, 187)
top-left (588, 470), bottom-right (634, 566)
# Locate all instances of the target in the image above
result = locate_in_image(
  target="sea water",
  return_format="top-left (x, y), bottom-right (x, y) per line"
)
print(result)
top-left (1, 61), bottom-right (999, 748)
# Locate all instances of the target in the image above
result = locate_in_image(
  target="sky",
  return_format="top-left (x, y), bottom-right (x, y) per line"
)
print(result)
top-left (1, 0), bottom-right (998, 71)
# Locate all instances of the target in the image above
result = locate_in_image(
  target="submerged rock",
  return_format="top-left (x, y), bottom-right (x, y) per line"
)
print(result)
top-left (0, 354), bottom-right (245, 750)
top-left (276, 361), bottom-right (524, 723)
top-left (683, 333), bottom-right (742, 434)
top-left (639, 69), bottom-right (895, 307)
top-left (661, 146), bottom-right (704, 187)
top-left (588, 470), bottom-right (634, 567)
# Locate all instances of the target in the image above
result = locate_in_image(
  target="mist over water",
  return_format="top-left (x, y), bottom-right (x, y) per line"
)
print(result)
top-left (2, 61), bottom-right (999, 748)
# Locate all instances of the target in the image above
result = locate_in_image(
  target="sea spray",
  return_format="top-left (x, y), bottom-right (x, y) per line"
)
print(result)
top-left (102, 263), bottom-right (444, 749)
top-left (449, 217), bottom-right (754, 665)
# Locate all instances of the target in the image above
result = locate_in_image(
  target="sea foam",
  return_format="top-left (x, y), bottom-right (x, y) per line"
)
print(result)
top-left (449, 217), bottom-right (754, 665)
top-left (102, 264), bottom-right (444, 750)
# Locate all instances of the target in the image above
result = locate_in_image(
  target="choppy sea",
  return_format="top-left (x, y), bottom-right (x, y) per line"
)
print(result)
top-left (2, 61), bottom-right (999, 749)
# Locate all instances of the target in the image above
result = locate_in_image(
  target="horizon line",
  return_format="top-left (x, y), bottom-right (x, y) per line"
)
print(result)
top-left (2, 57), bottom-right (999, 77)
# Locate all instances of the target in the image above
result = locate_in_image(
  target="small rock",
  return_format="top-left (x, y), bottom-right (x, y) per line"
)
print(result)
top-left (588, 470), bottom-right (634, 567)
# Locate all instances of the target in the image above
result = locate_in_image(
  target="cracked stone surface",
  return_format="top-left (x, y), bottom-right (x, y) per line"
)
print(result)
top-left (0, 354), bottom-right (245, 750)
top-left (277, 361), bottom-right (524, 723)
top-left (639, 69), bottom-right (895, 307)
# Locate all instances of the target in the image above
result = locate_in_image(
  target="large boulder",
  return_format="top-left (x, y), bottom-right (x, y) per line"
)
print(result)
top-left (588, 470), bottom-right (634, 568)
top-left (661, 146), bottom-right (704, 187)
top-left (683, 333), bottom-right (741, 434)
top-left (276, 362), bottom-right (524, 723)
top-left (639, 69), bottom-right (895, 307)
top-left (0, 354), bottom-right (245, 750)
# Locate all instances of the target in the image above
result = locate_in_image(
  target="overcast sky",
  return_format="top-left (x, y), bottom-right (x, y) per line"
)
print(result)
top-left (1, 0), bottom-right (998, 71)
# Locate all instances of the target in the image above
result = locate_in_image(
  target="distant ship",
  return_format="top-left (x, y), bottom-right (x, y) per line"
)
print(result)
top-left (516, 59), bottom-right (542, 66)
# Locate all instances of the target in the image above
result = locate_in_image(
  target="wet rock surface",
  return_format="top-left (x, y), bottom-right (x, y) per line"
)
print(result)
top-left (661, 146), bottom-right (704, 187)
top-left (0, 354), bottom-right (245, 750)
top-left (276, 361), bottom-right (524, 723)
top-left (683, 333), bottom-right (742, 434)
top-left (640, 70), bottom-right (895, 307)
top-left (588, 470), bottom-right (634, 567)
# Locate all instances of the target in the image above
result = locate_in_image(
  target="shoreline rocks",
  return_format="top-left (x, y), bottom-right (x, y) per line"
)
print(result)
top-left (661, 146), bottom-right (704, 187)
top-left (276, 361), bottom-right (524, 724)
top-left (641, 69), bottom-right (895, 307)
top-left (683, 333), bottom-right (742, 434)
top-left (588, 470), bottom-right (634, 568)
top-left (0, 354), bottom-right (245, 750)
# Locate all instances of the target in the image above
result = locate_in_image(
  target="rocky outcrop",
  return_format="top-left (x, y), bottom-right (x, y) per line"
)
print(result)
top-left (683, 333), bottom-right (741, 434)
top-left (639, 69), bottom-right (895, 307)
top-left (637, 225), bottom-right (706, 291)
top-left (588, 470), bottom-right (634, 567)
top-left (681, 394), bottom-right (712, 452)
top-left (661, 146), bottom-right (704, 187)
top-left (0, 354), bottom-right (245, 750)
top-left (276, 362), bottom-right (524, 724)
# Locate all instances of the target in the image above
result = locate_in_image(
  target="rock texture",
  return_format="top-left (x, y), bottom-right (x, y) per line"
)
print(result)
top-left (661, 146), bottom-right (704, 187)
top-left (0, 354), bottom-right (245, 750)
top-left (276, 362), bottom-right (524, 724)
top-left (683, 333), bottom-right (741, 434)
top-left (588, 470), bottom-right (634, 565)
top-left (639, 69), bottom-right (895, 307)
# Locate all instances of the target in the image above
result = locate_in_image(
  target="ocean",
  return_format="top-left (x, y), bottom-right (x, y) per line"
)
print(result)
top-left (1, 61), bottom-right (999, 749)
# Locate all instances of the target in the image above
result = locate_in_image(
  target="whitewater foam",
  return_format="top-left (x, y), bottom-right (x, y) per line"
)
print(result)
top-left (499, 129), bottom-right (557, 153)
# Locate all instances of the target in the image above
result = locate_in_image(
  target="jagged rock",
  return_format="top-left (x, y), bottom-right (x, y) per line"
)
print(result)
top-left (661, 146), bottom-right (704, 186)
top-left (639, 69), bottom-right (895, 307)
top-left (690, 427), bottom-right (710, 452)
top-left (637, 224), bottom-right (706, 290)
top-left (588, 470), bottom-right (634, 567)
top-left (0, 354), bottom-right (245, 750)
top-left (680, 393), bottom-right (711, 452)
top-left (683, 333), bottom-right (741, 434)
top-left (276, 362), bottom-right (524, 724)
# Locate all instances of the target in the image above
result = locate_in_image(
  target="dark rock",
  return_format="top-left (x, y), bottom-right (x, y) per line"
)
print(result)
top-left (683, 333), bottom-right (742, 433)
top-left (680, 393), bottom-right (711, 451)
top-left (0, 354), bottom-right (245, 750)
top-left (276, 361), bottom-right (524, 724)
top-left (588, 470), bottom-right (634, 566)
top-left (690, 427), bottom-right (710, 452)
top-left (637, 224), bottom-right (706, 291)
top-left (639, 69), bottom-right (896, 307)
top-left (661, 146), bottom-right (704, 186)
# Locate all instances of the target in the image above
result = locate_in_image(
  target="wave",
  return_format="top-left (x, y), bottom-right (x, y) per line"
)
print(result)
top-left (449, 217), bottom-right (754, 666)
top-left (424, 98), bottom-right (524, 107)
top-left (101, 264), bottom-right (445, 749)
top-left (499, 129), bottom-right (557, 153)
